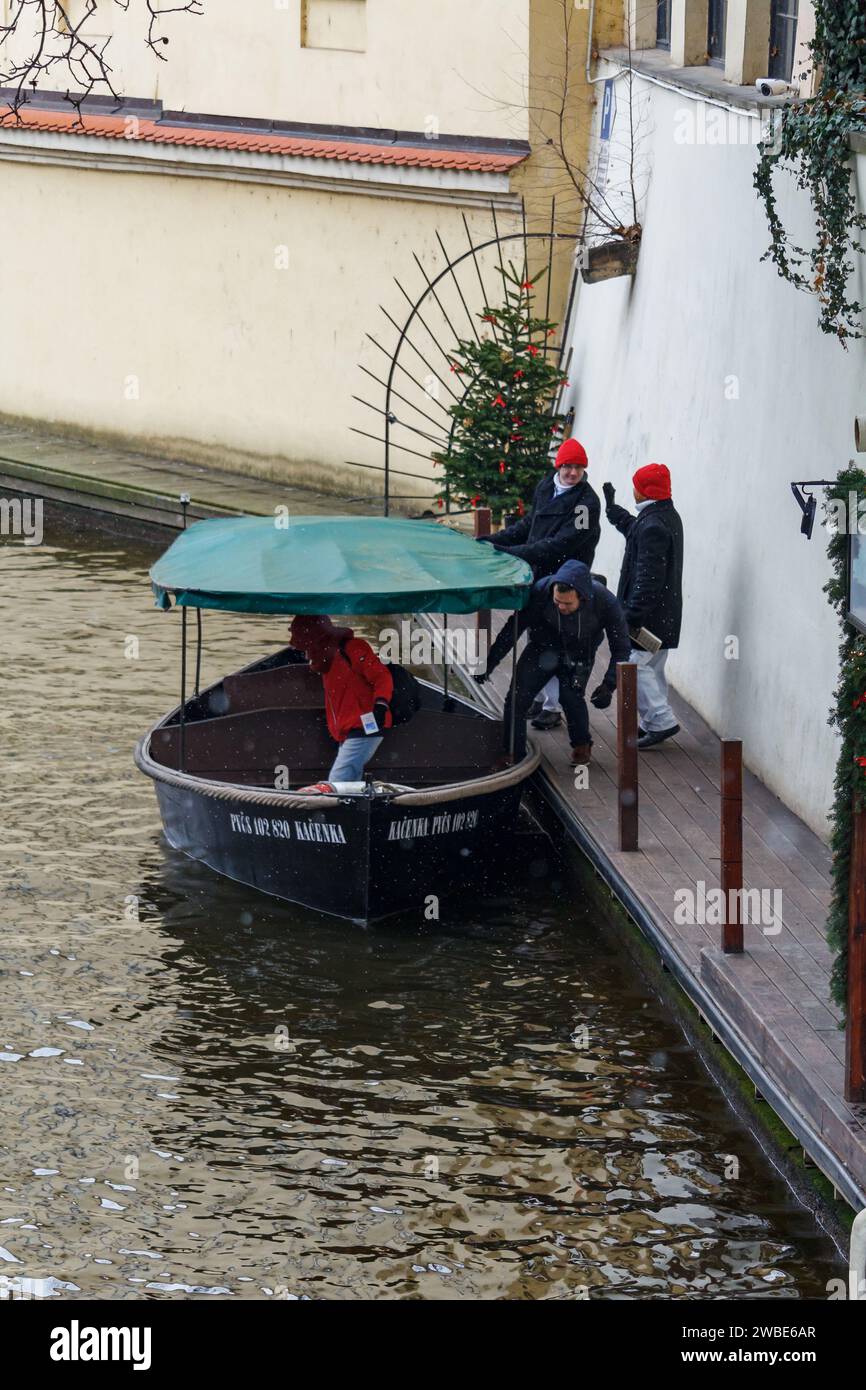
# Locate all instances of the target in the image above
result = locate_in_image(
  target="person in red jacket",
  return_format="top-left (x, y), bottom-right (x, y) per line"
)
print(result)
top-left (289, 615), bottom-right (394, 784)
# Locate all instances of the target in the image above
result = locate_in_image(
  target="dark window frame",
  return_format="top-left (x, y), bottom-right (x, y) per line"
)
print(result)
top-left (769, 0), bottom-right (800, 82)
top-left (656, 0), bottom-right (671, 51)
top-left (707, 0), bottom-right (728, 67)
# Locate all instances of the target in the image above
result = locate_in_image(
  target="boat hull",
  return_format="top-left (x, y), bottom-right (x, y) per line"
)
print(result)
top-left (137, 654), bottom-right (538, 924)
top-left (153, 775), bottom-right (526, 924)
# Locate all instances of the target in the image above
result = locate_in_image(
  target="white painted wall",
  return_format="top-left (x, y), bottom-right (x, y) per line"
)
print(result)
top-left (559, 66), bottom-right (866, 836)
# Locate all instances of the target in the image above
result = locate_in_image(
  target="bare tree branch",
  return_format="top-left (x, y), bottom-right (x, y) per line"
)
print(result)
top-left (0, 0), bottom-right (202, 119)
top-left (462, 0), bottom-right (646, 243)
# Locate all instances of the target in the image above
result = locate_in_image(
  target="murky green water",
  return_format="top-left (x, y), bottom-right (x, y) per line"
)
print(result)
top-left (0, 516), bottom-right (842, 1300)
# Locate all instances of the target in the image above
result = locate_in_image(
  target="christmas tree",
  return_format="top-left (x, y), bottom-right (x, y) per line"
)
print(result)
top-left (432, 263), bottom-right (569, 519)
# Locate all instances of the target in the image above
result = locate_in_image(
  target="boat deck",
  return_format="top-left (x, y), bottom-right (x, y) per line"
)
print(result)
top-left (150, 657), bottom-right (505, 790)
top-left (425, 610), bottom-right (866, 1210)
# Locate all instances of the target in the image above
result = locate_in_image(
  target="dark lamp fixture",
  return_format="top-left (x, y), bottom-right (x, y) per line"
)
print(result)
top-left (790, 480), bottom-right (835, 540)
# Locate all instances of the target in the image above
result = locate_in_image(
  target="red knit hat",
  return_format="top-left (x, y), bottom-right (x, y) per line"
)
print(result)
top-left (555, 438), bottom-right (588, 470)
top-left (633, 462), bottom-right (671, 500)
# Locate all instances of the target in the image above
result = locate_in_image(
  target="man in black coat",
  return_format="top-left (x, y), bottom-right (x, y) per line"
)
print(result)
top-left (603, 462), bottom-right (684, 749)
top-left (478, 436), bottom-right (601, 731)
top-left (479, 436), bottom-right (601, 575)
top-left (474, 559), bottom-right (631, 766)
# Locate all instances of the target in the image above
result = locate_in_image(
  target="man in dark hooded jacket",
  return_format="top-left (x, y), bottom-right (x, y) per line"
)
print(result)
top-left (474, 560), bottom-right (630, 765)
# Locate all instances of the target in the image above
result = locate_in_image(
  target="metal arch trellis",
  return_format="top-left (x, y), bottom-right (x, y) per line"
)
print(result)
top-left (349, 200), bottom-right (581, 517)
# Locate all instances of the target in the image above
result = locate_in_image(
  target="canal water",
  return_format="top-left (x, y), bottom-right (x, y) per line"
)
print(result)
top-left (0, 517), bottom-right (842, 1300)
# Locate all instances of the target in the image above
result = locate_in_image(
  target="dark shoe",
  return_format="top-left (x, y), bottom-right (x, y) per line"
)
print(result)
top-left (527, 700), bottom-right (544, 719)
top-left (638, 724), bottom-right (680, 750)
top-left (531, 710), bottom-right (562, 730)
top-left (570, 743), bottom-right (592, 766)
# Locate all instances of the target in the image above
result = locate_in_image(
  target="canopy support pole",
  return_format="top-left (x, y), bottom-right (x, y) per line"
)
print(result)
top-left (508, 611), bottom-right (518, 760)
top-left (194, 608), bottom-right (203, 697)
top-left (442, 616), bottom-right (455, 712)
top-left (178, 491), bottom-right (191, 770)
top-left (179, 608), bottom-right (188, 773)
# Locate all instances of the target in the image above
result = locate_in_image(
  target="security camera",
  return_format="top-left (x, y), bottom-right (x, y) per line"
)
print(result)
top-left (756, 77), bottom-right (791, 97)
top-left (856, 416), bottom-right (866, 453)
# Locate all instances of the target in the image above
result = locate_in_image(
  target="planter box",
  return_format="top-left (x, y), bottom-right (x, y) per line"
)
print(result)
top-left (581, 238), bottom-right (640, 284)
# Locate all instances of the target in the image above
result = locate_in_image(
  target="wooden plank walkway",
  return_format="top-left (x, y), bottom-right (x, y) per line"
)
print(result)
top-left (426, 609), bottom-right (866, 1210)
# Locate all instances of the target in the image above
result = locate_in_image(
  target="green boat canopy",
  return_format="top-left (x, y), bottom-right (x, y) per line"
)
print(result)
top-left (150, 515), bottom-right (533, 615)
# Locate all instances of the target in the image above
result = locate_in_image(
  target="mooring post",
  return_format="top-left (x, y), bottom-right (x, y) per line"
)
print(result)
top-left (474, 507), bottom-right (492, 648)
top-left (721, 739), bottom-right (744, 954)
top-left (846, 794), bottom-right (866, 1103)
top-left (617, 661), bottom-right (638, 851)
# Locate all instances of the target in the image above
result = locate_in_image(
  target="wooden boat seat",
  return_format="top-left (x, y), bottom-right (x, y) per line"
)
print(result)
top-left (151, 705), bottom-right (503, 787)
top-left (219, 664), bottom-right (324, 714)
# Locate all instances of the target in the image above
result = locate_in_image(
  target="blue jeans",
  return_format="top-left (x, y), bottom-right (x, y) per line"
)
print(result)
top-left (328, 735), bottom-right (383, 783)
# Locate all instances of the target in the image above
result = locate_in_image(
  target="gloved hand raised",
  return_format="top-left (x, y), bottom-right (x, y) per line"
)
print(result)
top-left (590, 684), bottom-right (614, 710)
top-left (602, 482), bottom-right (616, 507)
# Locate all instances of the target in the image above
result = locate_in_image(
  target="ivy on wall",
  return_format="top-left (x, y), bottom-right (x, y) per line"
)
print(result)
top-left (754, 1), bottom-right (866, 344)
top-left (825, 465), bottom-right (866, 1010)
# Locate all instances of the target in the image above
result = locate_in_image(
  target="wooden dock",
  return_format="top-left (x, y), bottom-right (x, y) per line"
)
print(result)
top-left (428, 610), bottom-right (866, 1211)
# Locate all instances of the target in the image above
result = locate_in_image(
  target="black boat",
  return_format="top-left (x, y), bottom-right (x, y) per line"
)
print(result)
top-left (135, 647), bottom-right (539, 922)
top-left (135, 514), bottom-right (536, 924)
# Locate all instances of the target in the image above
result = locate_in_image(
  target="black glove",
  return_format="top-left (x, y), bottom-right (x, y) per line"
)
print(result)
top-left (475, 534), bottom-right (493, 544)
top-left (473, 670), bottom-right (491, 685)
top-left (590, 684), bottom-right (614, 709)
top-left (602, 482), bottom-right (616, 507)
top-left (372, 699), bottom-right (391, 731)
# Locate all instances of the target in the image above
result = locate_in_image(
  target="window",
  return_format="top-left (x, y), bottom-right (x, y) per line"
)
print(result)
top-left (769, 0), bottom-right (799, 82)
top-left (656, 0), bottom-right (671, 50)
top-left (707, 0), bottom-right (727, 66)
top-left (301, 0), bottom-right (366, 53)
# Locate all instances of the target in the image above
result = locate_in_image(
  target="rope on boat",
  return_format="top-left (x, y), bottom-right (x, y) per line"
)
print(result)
top-left (134, 734), bottom-right (540, 809)
top-left (389, 746), bottom-right (540, 804)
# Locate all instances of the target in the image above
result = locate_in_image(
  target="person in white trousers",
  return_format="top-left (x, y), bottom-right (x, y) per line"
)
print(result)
top-left (603, 463), bottom-right (684, 750)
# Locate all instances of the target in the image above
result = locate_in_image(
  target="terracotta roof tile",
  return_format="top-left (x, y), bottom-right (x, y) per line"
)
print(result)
top-left (0, 105), bottom-right (527, 174)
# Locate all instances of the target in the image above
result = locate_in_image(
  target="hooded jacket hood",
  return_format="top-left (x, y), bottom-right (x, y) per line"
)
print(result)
top-left (541, 559), bottom-right (594, 602)
top-left (289, 615), bottom-right (353, 674)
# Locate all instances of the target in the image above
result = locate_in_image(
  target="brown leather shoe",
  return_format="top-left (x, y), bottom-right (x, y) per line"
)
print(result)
top-left (570, 743), bottom-right (592, 766)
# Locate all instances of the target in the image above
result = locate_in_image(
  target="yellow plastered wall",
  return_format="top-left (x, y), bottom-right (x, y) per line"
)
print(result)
top-left (0, 1), bottom-right (620, 487)
top-left (0, 157), bottom-right (521, 495)
top-left (6, 0), bottom-right (530, 141)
